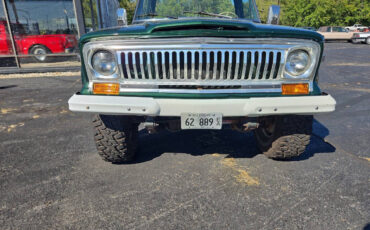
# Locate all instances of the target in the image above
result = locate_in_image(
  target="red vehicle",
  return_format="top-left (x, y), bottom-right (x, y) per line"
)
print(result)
top-left (0, 20), bottom-right (77, 62)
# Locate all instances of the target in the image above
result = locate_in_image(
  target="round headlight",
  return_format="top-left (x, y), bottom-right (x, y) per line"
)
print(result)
top-left (285, 50), bottom-right (310, 76)
top-left (91, 50), bottom-right (117, 76)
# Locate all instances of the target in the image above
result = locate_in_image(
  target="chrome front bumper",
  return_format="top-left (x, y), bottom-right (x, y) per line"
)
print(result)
top-left (68, 94), bottom-right (336, 117)
top-left (65, 48), bottom-right (75, 53)
top-left (351, 38), bottom-right (366, 42)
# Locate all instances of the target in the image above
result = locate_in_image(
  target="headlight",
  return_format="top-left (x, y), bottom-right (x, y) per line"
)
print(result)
top-left (285, 50), bottom-right (310, 76)
top-left (91, 50), bottom-right (117, 76)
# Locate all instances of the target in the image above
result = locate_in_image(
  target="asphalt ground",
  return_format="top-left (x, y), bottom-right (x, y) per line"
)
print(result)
top-left (0, 42), bottom-right (369, 230)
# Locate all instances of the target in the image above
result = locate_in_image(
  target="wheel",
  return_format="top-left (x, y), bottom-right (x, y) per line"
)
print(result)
top-left (366, 37), bottom-right (370, 45)
top-left (254, 115), bottom-right (313, 160)
top-left (29, 45), bottom-right (50, 62)
top-left (93, 115), bottom-right (139, 163)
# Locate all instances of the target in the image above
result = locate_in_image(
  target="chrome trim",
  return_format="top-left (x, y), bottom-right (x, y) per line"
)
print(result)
top-left (86, 49), bottom-right (120, 80)
top-left (114, 81), bottom-right (313, 94)
top-left (248, 52), bottom-right (255, 79)
top-left (82, 38), bottom-right (321, 93)
top-left (241, 51), bottom-right (247, 79)
top-left (269, 51), bottom-right (277, 79)
top-left (283, 45), bottom-right (320, 79)
top-left (119, 87), bottom-right (282, 94)
top-left (119, 48), bottom-right (284, 82)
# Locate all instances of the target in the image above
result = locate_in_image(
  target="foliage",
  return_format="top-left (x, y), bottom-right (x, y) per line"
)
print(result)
top-left (155, 0), bottom-right (234, 17)
top-left (118, 0), bottom-right (137, 24)
top-left (82, 0), bottom-right (98, 28)
top-left (83, 0), bottom-right (369, 27)
top-left (82, 0), bottom-right (136, 27)
top-left (255, 0), bottom-right (279, 23)
top-left (279, 0), bottom-right (370, 28)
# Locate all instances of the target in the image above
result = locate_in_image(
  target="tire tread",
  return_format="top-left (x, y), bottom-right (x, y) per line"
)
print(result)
top-left (93, 115), bottom-right (138, 163)
top-left (255, 115), bottom-right (313, 159)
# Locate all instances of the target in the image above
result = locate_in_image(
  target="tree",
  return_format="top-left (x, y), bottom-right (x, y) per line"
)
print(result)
top-left (255, 0), bottom-right (279, 23)
top-left (118, 0), bottom-right (136, 24)
top-left (279, 0), bottom-right (370, 27)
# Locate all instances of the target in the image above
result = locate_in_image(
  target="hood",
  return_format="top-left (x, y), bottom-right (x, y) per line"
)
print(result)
top-left (80, 18), bottom-right (324, 44)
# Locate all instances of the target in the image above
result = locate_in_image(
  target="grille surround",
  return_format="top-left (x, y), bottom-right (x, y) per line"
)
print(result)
top-left (119, 49), bottom-right (284, 84)
top-left (83, 38), bottom-right (321, 93)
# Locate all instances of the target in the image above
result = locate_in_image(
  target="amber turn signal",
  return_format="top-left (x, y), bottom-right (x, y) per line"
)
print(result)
top-left (282, 83), bottom-right (309, 95)
top-left (93, 83), bottom-right (120, 95)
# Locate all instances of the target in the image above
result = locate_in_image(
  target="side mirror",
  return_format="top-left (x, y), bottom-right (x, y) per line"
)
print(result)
top-left (267, 5), bottom-right (280, 25)
top-left (117, 8), bottom-right (127, 26)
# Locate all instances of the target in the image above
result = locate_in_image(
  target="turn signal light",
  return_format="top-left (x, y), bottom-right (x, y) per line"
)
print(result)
top-left (282, 83), bottom-right (309, 95)
top-left (93, 83), bottom-right (120, 95)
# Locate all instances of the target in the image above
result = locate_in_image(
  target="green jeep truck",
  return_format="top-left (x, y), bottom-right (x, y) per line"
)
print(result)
top-left (68, 0), bottom-right (336, 163)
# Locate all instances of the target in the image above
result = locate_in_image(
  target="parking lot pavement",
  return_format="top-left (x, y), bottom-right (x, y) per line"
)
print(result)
top-left (0, 42), bottom-right (369, 229)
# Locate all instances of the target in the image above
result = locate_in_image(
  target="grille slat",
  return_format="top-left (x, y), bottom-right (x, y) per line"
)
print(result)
top-left (254, 51), bottom-right (262, 80)
top-left (120, 48), bottom-right (284, 84)
top-left (205, 51), bottom-right (210, 79)
top-left (191, 51), bottom-right (195, 80)
top-left (154, 52), bottom-right (159, 79)
top-left (139, 52), bottom-right (145, 79)
top-left (240, 51), bottom-right (247, 79)
top-left (220, 51), bottom-right (225, 80)
top-left (247, 52), bottom-right (255, 80)
top-left (212, 52), bottom-right (218, 80)
top-left (161, 52), bottom-right (166, 79)
top-left (147, 52), bottom-right (153, 79)
top-left (184, 52), bottom-right (188, 79)
top-left (169, 52), bottom-right (174, 80)
top-left (125, 53), bottom-right (132, 79)
top-left (262, 52), bottom-right (269, 79)
top-left (176, 51), bottom-right (181, 79)
top-left (268, 51), bottom-right (277, 79)
top-left (234, 51), bottom-right (240, 79)
top-left (132, 52), bottom-right (138, 79)
top-left (276, 52), bottom-right (284, 79)
top-left (198, 51), bottom-right (202, 80)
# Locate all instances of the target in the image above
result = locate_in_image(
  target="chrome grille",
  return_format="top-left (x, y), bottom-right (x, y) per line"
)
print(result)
top-left (119, 49), bottom-right (284, 84)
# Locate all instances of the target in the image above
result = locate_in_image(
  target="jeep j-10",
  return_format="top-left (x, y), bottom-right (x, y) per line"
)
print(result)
top-left (68, 0), bottom-right (336, 163)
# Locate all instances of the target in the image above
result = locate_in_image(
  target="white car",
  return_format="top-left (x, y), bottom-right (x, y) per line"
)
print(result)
top-left (318, 26), bottom-right (354, 41)
top-left (352, 32), bottom-right (370, 44)
top-left (345, 24), bottom-right (368, 31)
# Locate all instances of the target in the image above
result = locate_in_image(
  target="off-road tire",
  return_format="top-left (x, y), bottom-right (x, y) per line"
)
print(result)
top-left (254, 115), bottom-right (313, 160)
top-left (93, 115), bottom-right (138, 163)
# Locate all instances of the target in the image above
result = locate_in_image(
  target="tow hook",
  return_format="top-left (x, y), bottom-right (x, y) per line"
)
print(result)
top-left (243, 122), bottom-right (259, 131)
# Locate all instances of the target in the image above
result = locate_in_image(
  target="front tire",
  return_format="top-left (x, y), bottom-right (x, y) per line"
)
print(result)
top-left (93, 115), bottom-right (138, 163)
top-left (366, 37), bottom-right (370, 45)
top-left (254, 115), bottom-right (313, 160)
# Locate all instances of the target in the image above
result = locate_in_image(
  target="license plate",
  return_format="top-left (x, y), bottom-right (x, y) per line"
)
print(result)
top-left (181, 113), bottom-right (222, 130)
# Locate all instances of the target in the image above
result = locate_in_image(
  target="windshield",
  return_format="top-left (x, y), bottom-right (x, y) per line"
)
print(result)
top-left (133, 0), bottom-right (260, 23)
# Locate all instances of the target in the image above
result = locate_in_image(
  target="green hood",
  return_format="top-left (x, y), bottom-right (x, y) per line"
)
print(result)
top-left (80, 18), bottom-right (324, 44)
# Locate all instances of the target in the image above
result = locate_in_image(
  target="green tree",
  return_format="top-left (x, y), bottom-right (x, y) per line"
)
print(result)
top-left (82, 0), bottom-right (98, 29)
top-left (118, 0), bottom-right (137, 24)
top-left (255, 0), bottom-right (279, 23)
top-left (279, 0), bottom-right (370, 28)
top-left (155, 0), bottom-right (234, 18)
